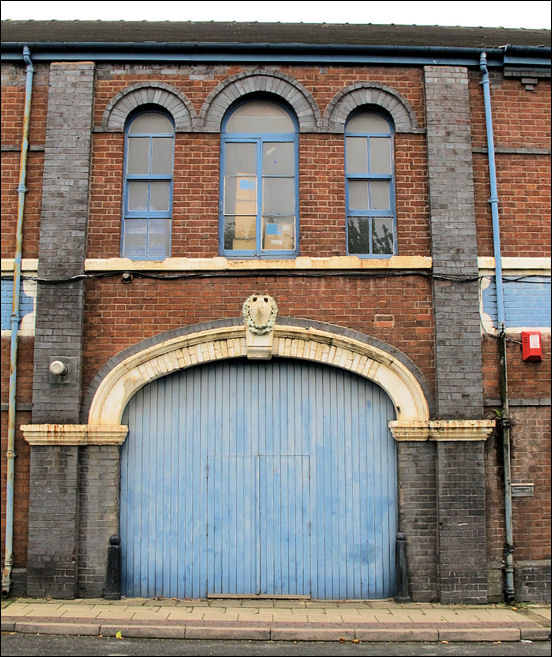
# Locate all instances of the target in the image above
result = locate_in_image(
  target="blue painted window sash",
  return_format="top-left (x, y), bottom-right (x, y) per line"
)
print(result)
top-left (345, 118), bottom-right (397, 257)
top-left (121, 116), bottom-right (174, 260)
top-left (220, 107), bottom-right (299, 258)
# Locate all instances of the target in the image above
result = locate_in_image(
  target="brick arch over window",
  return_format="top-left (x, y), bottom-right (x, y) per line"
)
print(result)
top-left (199, 70), bottom-right (320, 132)
top-left (101, 82), bottom-right (196, 132)
top-left (325, 83), bottom-right (420, 133)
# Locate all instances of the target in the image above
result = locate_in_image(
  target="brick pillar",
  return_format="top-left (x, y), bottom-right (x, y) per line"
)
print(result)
top-left (77, 446), bottom-right (120, 598)
top-left (27, 62), bottom-right (95, 598)
top-left (424, 66), bottom-right (488, 603)
top-left (397, 441), bottom-right (439, 602)
top-left (26, 447), bottom-right (80, 598)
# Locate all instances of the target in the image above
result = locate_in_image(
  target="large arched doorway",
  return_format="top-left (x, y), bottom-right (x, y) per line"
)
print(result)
top-left (120, 357), bottom-right (397, 599)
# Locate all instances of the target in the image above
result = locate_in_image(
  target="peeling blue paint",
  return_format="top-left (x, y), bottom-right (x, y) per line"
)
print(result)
top-left (1, 278), bottom-right (35, 331)
top-left (482, 276), bottom-right (551, 329)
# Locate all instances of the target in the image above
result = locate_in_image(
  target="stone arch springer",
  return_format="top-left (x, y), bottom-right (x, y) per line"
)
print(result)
top-left (199, 69), bottom-right (320, 132)
top-left (21, 320), bottom-right (494, 446)
top-left (324, 82), bottom-right (421, 133)
top-left (101, 82), bottom-right (196, 131)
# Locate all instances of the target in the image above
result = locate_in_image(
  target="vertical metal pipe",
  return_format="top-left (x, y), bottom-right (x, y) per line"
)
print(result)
top-left (480, 51), bottom-right (515, 602)
top-left (480, 52), bottom-right (506, 327)
top-left (499, 330), bottom-right (515, 602)
top-left (2, 46), bottom-right (34, 598)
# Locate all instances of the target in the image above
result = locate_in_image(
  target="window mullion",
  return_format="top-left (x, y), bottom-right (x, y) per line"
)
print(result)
top-left (257, 137), bottom-right (263, 255)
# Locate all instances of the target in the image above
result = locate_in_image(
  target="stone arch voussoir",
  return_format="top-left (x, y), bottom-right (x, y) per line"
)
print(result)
top-left (324, 82), bottom-right (420, 133)
top-left (198, 70), bottom-right (321, 132)
top-left (101, 82), bottom-right (196, 131)
top-left (86, 320), bottom-right (431, 430)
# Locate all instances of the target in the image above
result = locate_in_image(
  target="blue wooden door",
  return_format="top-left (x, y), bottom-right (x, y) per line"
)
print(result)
top-left (120, 358), bottom-right (397, 599)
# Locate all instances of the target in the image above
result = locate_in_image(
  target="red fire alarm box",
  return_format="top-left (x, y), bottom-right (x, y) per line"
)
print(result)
top-left (521, 331), bottom-right (542, 362)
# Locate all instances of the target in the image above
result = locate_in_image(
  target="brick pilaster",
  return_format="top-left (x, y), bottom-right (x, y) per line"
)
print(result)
top-left (27, 62), bottom-right (95, 598)
top-left (424, 66), bottom-right (487, 603)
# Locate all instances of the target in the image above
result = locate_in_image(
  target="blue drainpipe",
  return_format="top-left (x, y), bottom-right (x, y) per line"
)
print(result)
top-left (2, 46), bottom-right (34, 598)
top-left (480, 52), bottom-right (505, 327)
top-left (480, 52), bottom-right (515, 603)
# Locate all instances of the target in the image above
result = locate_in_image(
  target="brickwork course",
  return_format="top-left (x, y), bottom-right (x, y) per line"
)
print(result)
top-left (1, 20), bottom-right (550, 605)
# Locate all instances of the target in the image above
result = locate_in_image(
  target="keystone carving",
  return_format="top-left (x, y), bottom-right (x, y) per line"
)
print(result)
top-left (242, 294), bottom-right (278, 335)
top-left (242, 294), bottom-right (278, 359)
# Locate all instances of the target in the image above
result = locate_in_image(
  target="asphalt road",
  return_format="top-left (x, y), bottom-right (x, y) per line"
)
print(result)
top-left (1, 634), bottom-right (551, 656)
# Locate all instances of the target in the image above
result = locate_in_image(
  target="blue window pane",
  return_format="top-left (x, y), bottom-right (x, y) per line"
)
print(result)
top-left (347, 217), bottom-right (371, 254)
top-left (262, 178), bottom-right (295, 215)
top-left (129, 113), bottom-right (173, 134)
top-left (263, 143), bottom-right (294, 176)
top-left (346, 137), bottom-right (368, 174)
top-left (127, 138), bottom-right (149, 175)
top-left (226, 101), bottom-right (293, 134)
top-left (221, 100), bottom-right (298, 256)
top-left (225, 143), bottom-right (256, 175)
top-left (123, 219), bottom-right (148, 257)
top-left (370, 181), bottom-right (390, 210)
top-left (150, 182), bottom-right (171, 212)
top-left (122, 111), bottom-right (174, 259)
top-left (224, 215), bottom-right (257, 251)
top-left (345, 111), bottom-right (395, 256)
top-left (128, 181), bottom-right (148, 212)
top-left (262, 216), bottom-right (295, 251)
top-left (372, 218), bottom-right (394, 254)
top-left (370, 138), bottom-right (392, 175)
top-left (151, 137), bottom-right (174, 175)
top-left (349, 181), bottom-right (369, 210)
top-left (148, 219), bottom-right (171, 258)
top-left (224, 177), bottom-right (257, 215)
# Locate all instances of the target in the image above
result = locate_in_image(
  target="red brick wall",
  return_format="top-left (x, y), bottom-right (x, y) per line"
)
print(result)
top-left (2, 60), bottom-right (549, 584)
top-left (87, 65), bottom-right (430, 260)
top-left (471, 72), bottom-right (551, 572)
top-left (470, 74), bottom-right (551, 149)
top-left (485, 406), bottom-right (551, 563)
top-left (82, 275), bottom-right (436, 399)
top-left (482, 333), bottom-right (551, 402)
top-left (1, 151), bottom-right (44, 260)
top-left (483, 333), bottom-right (551, 566)
top-left (1, 64), bottom-right (48, 259)
top-left (469, 74), bottom-right (551, 257)
top-left (510, 406), bottom-right (551, 560)
top-left (93, 64), bottom-right (427, 130)
top-left (473, 153), bottom-right (551, 258)
top-left (0, 68), bottom-right (48, 147)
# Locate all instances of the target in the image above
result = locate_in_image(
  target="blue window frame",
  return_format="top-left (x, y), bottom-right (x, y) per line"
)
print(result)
top-left (121, 109), bottom-right (174, 259)
top-left (220, 99), bottom-right (299, 257)
top-left (345, 111), bottom-right (396, 256)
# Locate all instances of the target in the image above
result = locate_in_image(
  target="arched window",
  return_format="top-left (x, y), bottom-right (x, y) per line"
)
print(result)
top-left (121, 109), bottom-right (174, 259)
top-left (345, 111), bottom-right (396, 256)
top-left (220, 99), bottom-right (299, 257)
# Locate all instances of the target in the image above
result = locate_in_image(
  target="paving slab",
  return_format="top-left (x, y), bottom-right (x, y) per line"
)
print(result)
top-left (15, 621), bottom-right (101, 636)
top-left (438, 627), bottom-right (521, 642)
top-left (184, 625), bottom-right (271, 640)
top-left (355, 628), bottom-right (439, 641)
top-left (99, 624), bottom-right (186, 639)
top-left (270, 627), bottom-right (355, 641)
top-left (1, 598), bottom-right (549, 644)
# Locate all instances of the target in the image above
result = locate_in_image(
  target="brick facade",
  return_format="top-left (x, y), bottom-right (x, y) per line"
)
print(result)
top-left (1, 21), bottom-right (550, 602)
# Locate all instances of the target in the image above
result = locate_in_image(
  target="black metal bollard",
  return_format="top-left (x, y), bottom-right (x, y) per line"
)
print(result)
top-left (104, 534), bottom-right (121, 600)
top-left (394, 532), bottom-right (410, 603)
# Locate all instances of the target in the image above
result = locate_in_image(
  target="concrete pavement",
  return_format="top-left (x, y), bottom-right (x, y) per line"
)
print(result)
top-left (1, 597), bottom-right (550, 642)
